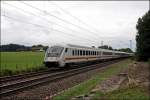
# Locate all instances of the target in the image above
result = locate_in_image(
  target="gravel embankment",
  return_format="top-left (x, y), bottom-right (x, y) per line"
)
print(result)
top-left (1, 63), bottom-right (118, 100)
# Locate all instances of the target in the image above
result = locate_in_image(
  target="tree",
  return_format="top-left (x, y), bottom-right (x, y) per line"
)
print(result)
top-left (98, 45), bottom-right (113, 50)
top-left (118, 48), bottom-right (133, 53)
top-left (136, 10), bottom-right (150, 61)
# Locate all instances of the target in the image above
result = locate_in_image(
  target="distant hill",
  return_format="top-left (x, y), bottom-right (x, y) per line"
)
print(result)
top-left (0, 44), bottom-right (48, 52)
top-left (0, 44), bottom-right (31, 52)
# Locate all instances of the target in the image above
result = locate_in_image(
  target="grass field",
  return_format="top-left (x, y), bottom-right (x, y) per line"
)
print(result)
top-left (53, 59), bottom-right (133, 100)
top-left (0, 52), bottom-right (45, 76)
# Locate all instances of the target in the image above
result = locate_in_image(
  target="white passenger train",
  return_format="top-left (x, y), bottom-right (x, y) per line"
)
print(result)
top-left (44, 44), bottom-right (132, 67)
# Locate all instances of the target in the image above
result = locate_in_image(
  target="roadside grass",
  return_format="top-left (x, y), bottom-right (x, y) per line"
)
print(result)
top-left (93, 86), bottom-right (149, 100)
top-left (0, 52), bottom-right (46, 76)
top-left (53, 59), bottom-right (133, 100)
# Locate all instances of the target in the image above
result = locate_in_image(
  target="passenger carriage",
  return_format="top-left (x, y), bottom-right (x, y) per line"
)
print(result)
top-left (44, 44), bottom-right (132, 67)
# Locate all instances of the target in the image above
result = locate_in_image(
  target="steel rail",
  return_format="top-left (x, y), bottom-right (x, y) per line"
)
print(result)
top-left (0, 59), bottom-right (123, 97)
top-left (0, 69), bottom-right (53, 82)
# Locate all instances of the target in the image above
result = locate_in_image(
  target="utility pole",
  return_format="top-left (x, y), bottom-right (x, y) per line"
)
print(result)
top-left (101, 41), bottom-right (103, 47)
top-left (130, 40), bottom-right (132, 51)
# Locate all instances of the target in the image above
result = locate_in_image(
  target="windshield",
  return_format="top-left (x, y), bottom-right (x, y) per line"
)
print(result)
top-left (47, 46), bottom-right (64, 57)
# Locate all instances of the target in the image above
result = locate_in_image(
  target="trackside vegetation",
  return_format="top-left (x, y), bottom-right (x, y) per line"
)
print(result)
top-left (136, 10), bottom-right (150, 61)
top-left (92, 61), bottom-right (150, 100)
top-left (92, 86), bottom-right (149, 100)
top-left (52, 59), bottom-right (133, 100)
top-left (0, 52), bottom-right (46, 76)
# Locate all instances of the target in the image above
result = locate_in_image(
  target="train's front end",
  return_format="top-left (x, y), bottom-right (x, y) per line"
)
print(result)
top-left (44, 45), bottom-right (64, 67)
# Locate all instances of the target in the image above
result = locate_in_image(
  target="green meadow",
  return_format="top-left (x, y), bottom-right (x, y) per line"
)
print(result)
top-left (0, 52), bottom-right (46, 76)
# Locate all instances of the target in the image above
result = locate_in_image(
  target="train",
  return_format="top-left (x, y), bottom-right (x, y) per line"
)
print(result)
top-left (44, 44), bottom-right (133, 67)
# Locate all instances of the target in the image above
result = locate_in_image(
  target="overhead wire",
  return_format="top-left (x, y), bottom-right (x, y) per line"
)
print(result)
top-left (50, 1), bottom-right (104, 39)
top-left (19, 1), bottom-right (105, 41)
top-left (2, 14), bottom-right (97, 45)
top-left (2, 1), bottom-right (131, 48)
top-left (2, 13), bottom-right (130, 49)
top-left (49, 1), bottom-right (131, 48)
top-left (3, 2), bottom-right (99, 44)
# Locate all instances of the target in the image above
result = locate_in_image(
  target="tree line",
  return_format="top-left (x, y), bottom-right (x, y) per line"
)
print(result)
top-left (97, 45), bottom-right (133, 53)
top-left (0, 44), bottom-right (48, 52)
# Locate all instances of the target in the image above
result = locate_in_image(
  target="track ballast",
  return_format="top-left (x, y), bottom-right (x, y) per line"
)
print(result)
top-left (0, 59), bottom-right (124, 97)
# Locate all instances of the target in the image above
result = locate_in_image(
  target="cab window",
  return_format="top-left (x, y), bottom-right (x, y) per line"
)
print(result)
top-left (65, 48), bottom-right (68, 52)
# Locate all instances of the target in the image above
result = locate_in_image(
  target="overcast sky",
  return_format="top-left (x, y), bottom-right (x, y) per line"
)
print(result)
top-left (1, 1), bottom-right (149, 51)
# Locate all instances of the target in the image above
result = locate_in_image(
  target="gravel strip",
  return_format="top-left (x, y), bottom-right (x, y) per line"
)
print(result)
top-left (1, 62), bottom-right (118, 100)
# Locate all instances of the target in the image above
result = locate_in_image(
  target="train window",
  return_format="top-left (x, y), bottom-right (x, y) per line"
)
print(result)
top-left (83, 50), bottom-right (85, 55)
top-left (72, 50), bottom-right (75, 56)
top-left (80, 50), bottom-right (82, 55)
top-left (78, 50), bottom-right (80, 56)
top-left (65, 48), bottom-right (68, 52)
top-left (86, 51), bottom-right (88, 55)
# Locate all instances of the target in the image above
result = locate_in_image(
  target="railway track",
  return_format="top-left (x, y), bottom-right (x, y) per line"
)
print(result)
top-left (0, 69), bottom-right (52, 83)
top-left (0, 59), bottom-right (123, 97)
top-left (0, 66), bottom-right (79, 83)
